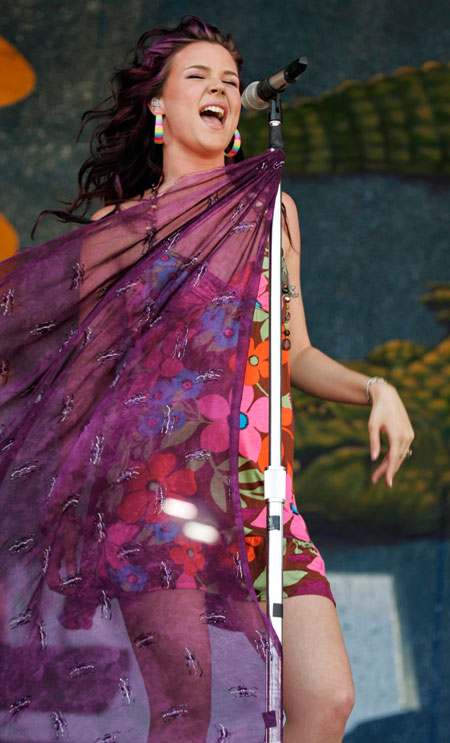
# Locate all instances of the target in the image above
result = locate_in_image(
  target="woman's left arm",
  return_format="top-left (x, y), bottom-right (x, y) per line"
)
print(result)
top-left (281, 192), bottom-right (414, 488)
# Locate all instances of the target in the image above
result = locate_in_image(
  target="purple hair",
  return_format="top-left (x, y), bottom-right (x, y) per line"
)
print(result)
top-left (67, 15), bottom-right (244, 217)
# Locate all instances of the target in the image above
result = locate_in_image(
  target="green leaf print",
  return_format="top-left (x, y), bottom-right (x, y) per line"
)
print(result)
top-left (282, 392), bottom-right (291, 408)
top-left (282, 570), bottom-right (308, 587)
top-left (239, 465), bottom-right (265, 483)
top-left (252, 567), bottom-right (267, 594)
top-left (210, 470), bottom-right (228, 512)
top-left (160, 420), bottom-right (200, 450)
top-left (252, 567), bottom-right (308, 595)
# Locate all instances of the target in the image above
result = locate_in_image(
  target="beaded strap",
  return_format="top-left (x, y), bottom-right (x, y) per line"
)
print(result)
top-left (281, 256), bottom-right (298, 350)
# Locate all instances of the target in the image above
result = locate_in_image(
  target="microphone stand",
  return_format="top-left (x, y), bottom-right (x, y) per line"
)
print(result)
top-left (264, 93), bottom-right (286, 743)
top-left (241, 58), bottom-right (307, 741)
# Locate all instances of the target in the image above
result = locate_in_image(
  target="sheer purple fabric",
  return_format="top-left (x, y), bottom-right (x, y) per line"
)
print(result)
top-left (0, 150), bottom-right (285, 742)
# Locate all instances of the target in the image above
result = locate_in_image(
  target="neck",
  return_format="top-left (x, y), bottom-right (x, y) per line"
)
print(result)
top-left (160, 143), bottom-right (225, 192)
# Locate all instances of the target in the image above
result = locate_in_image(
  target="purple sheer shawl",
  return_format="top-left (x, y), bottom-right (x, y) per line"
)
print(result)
top-left (0, 149), bottom-right (284, 743)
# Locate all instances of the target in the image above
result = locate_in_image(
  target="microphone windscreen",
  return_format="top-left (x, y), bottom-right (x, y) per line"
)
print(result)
top-left (241, 82), bottom-right (269, 111)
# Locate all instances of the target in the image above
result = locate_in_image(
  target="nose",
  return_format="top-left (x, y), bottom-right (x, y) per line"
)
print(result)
top-left (209, 79), bottom-right (226, 95)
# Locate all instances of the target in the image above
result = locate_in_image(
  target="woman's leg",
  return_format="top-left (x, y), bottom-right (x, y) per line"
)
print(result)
top-left (260, 595), bottom-right (355, 743)
top-left (120, 588), bottom-right (211, 743)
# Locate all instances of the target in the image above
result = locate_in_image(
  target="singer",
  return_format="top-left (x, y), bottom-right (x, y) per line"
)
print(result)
top-left (0, 15), bottom-right (414, 743)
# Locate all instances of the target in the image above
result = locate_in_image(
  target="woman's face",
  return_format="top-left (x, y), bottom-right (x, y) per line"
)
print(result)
top-left (151, 41), bottom-right (241, 160)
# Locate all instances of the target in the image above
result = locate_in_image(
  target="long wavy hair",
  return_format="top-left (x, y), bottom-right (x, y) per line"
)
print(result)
top-left (67, 16), bottom-right (243, 219)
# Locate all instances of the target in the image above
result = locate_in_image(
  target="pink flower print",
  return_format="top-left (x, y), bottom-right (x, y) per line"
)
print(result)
top-left (289, 507), bottom-right (312, 542)
top-left (161, 356), bottom-right (184, 378)
top-left (256, 272), bottom-right (269, 311)
top-left (198, 394), bottom-right (230, 453)
top-left (238, 385), bottom-right (269, 461)
top-left (176, 572), bottom-right (197, 589)
top-left (160, 325), bottom-right (198, 377)
top-left (249, 471), bottom-right (295, 530)
top-left (307, 553), bottom-right (326, 575)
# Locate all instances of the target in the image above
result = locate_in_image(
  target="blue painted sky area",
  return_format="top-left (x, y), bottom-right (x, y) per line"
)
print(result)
top-left (1, 0), bottom-right (449, 358)
top-left (284, 172), bottom-right (449, 358)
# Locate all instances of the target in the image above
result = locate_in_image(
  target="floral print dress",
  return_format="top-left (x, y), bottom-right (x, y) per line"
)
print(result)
top-left (239, 249), bottom-right (335, 604)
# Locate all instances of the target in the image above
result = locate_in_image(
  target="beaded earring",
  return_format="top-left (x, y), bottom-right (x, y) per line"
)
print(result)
top-left (154, 113), bottom-right (164, 145)
top-left (225, 129), bottom-right (241, 158)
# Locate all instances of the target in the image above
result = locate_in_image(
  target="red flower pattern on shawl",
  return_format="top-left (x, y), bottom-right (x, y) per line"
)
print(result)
top-left (117, 452), bottom-right (197, 524)
top-left (170, 534), bottom-right (206, 576)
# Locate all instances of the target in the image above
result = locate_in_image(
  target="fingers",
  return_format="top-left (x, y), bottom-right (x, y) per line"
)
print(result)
top-left (371, 433), bottom-right (414, 487)
top-left (386, 424), bottom-right (415, 486)
top-left (385, 440), bottom-right (403, 488)
top-left (367, 386), bottom-right (414, 487)
top-left (371, 453), bottom-right (388, 485)
top-left (368, 420), bottom-right (381, 462)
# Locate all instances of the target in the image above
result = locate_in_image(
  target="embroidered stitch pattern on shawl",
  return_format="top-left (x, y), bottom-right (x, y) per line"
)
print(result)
top-left (0, 150), bottom-right (284, 742)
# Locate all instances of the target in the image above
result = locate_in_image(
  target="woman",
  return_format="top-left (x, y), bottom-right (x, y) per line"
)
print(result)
top-left (0, 15), bottom-right (413, 743)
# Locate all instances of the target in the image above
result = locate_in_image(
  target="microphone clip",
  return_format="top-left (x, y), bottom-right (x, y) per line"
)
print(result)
top-left (259, 58), bottom-right (308, 103)
top-left (268, 96), bottom-right (283, 151)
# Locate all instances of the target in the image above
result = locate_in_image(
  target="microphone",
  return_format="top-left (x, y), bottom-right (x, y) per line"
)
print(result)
top-left (241, 57), bottom-right (308, 111)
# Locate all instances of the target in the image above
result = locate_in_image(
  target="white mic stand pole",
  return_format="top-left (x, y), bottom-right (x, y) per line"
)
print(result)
top-left (240, 60), bottom-right (308, 742)
top-left (264, 93), bottom-right (286, 743)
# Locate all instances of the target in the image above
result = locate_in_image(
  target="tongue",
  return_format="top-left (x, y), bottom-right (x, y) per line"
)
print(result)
top-left (200, 112), bottom-right (223, 129)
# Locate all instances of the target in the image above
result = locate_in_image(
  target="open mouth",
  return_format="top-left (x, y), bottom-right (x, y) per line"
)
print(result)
top-left (199, 104), bottom-right (226, 128)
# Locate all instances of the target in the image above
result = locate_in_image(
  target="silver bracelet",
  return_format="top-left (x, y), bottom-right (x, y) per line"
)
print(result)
top-left (365, 376), bottom-right (387, 404)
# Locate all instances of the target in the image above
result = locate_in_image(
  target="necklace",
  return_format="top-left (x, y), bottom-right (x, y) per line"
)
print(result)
top-left (141, 184), bottom-right (159, 254)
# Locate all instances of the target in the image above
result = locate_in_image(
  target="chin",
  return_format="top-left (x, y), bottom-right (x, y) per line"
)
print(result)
top-left (196, 140), bottom-right (228, 158)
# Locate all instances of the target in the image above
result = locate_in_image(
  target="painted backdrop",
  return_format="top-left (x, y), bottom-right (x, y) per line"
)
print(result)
top-left (1, 1), bottom-right (449, 740)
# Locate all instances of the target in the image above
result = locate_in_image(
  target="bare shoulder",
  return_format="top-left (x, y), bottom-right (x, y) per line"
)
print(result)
top-left (90, 205), bottom-right (117, 221)
top-left (281, 190), bottom-right (297, 215)
top-left (90, 192), bottom-right (150, 221)
top-left (281, 190), bottom-right (301, 255)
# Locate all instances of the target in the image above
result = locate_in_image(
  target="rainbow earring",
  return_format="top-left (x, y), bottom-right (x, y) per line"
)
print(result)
top-left (225, 129), bottom-right (241, 158)
top-left (154, 113), bottom-right (164, 145)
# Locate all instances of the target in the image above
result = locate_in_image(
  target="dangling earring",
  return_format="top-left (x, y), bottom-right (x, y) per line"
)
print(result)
top-left (154, 113), bottom-right (164, 145)
top-left (225, 129), bottom-right (241, 158)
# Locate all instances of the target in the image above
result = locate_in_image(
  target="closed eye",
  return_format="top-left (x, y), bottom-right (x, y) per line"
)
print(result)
top-left (187, 74), bottom-right (238, 87)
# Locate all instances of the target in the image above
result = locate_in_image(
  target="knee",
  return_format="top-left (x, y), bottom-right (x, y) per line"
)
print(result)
top-left (325, 682), bottom-right (355, 731)
top-left (286, 680), bottom-right (355, 735)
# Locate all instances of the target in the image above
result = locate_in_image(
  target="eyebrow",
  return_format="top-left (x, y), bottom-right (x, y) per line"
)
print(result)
top-left (184, 64), bottom-right (239, 78)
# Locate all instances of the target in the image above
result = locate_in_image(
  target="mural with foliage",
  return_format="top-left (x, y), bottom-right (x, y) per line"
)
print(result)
top-left (241, 61), bottom-right (450, 176)
top-left (292, 281), bottom-right (450, 537)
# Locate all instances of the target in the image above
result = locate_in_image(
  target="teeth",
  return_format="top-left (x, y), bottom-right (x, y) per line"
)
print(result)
top-left (201, 105), bottom-right (225, 120)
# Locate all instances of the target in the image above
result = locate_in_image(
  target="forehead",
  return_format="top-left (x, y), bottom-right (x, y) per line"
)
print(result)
top-left (170, 41), bottom-right (239, 75)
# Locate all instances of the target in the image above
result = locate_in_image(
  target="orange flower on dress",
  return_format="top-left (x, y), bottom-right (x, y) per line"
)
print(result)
top-left (257, 404), bottom-right (293, 474)
top-left (245, 535), bottom-right (263, 562)
top-left (229, 338), bottom-right (269, 386)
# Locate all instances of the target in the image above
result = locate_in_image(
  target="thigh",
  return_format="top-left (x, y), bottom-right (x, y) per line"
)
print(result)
top-left (120, 589), bottom-right (212, 742)
top-left (260, 595), bottom-right (354, 714)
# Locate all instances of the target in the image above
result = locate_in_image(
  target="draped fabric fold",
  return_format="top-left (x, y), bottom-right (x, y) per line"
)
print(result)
top-left (0, 150), bottom-right (284, 742)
